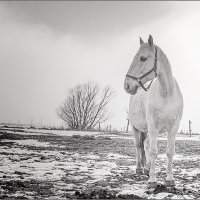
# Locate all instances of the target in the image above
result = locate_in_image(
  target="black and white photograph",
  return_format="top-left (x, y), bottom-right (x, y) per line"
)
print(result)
top-left (0, 1), bottom-right (200, 199)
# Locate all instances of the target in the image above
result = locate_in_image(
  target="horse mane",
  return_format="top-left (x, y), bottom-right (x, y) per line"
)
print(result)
top-left (155, 45), bottom-right (173, 74)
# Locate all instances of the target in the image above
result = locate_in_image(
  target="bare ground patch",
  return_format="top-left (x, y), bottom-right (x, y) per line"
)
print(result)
top-left (0, 128), bottom-right (200, 199)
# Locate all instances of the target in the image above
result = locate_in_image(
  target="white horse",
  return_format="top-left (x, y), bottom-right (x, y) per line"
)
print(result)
top-left (124, 35), bottom-right (183, 188)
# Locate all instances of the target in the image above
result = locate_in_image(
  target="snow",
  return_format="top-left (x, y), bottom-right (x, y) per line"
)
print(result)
top-left (1, 139), bottom-right (66, 148)
top-left (173, 154), bottom-right (199, 161)
top-left (180, 168), bottom-right (200, 177)
top-left (158, 134), bottom-right (200, 141)
top-left (23, 129), bottom-right (101, 137)
top-left (82, 154), bottom-right (100, 160)
top-left (2, 129), bottom-right (48, 136)
top-left (183, 194), bottom-right (196, 199)
top-left (158, 153), bottom-right (199, 161)
top-left (2, 126), bottom-right (200, 141)
top-left (128, 165), bottom-right (137, 172)
top-left (0, 146), bottom-right (41, 155)
top-left (185, 184), bottom-right (199, 192)
top-left (1, 126), bottom-right (200, 199)
top-left (0, 153), bottom-right (66, 181)
top-left (2, 139), bottom-right (51, 147)
top-left (0, 142), bottom-right (120, 184)
top-left (119, 184), bottom-right (148, 198)
top-left (171, 195), bottom-right (184, 199)
top-left (106, 153), bottom-right (131, 159)
top-left (149, 192), bottom-right (171, 199)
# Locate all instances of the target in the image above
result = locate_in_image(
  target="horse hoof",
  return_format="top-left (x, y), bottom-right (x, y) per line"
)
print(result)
top-left (147, 182), bottom-right (157, 189)
top-left (144, 169), bottom-right (150, 176)
top-left (136, 168), bottom-right (143, 174)
top-left (165, 180), bottom-right (175, 187)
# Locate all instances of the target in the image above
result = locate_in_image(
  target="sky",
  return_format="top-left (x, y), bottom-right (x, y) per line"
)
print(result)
top-left (1, 1), bottom-right (200, 132)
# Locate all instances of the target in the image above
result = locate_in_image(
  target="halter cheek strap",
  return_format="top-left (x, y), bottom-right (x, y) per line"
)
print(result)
top-left (126, 47), bottom-right (158, 92)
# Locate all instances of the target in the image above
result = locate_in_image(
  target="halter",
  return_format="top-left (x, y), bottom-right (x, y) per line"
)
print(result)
top-left (126, 47), bottom-right (158, 92)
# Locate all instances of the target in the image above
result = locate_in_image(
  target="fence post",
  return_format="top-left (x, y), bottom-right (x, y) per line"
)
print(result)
top-left (126, 119), bottom-right (129, 133)
top-left (189, 120), bottom-right (192, 137)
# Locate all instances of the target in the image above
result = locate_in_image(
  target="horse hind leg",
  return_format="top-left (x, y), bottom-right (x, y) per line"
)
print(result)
top-left (139, 132), bottom-right (148, 174)
top-left (135, 131), bottom-right (150, 176)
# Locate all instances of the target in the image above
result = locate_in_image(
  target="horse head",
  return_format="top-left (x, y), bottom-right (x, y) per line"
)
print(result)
top-left (124, 35), bottom-right (158, 95)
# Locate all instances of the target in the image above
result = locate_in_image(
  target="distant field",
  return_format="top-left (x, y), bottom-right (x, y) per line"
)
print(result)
top-left (0, 126), bottom-right (200, 199)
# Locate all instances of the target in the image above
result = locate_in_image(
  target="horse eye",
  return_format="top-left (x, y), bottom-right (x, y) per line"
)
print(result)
top-left (140, 56), bottom-right (147, 61)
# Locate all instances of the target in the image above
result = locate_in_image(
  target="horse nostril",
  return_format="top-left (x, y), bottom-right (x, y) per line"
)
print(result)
top-left (126, 83), bottom-right (129, 90)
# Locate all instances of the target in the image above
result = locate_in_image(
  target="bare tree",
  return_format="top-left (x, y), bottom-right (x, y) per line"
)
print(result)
top-left (57, 82), bottom-right (114, 130)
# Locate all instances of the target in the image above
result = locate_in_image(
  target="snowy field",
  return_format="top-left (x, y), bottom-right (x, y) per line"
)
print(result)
top-left (0, 126), bottom-right (200, 199)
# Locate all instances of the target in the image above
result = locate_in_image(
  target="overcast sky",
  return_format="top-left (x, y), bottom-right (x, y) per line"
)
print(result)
top-left (1, 1), bottom-right (200, 132)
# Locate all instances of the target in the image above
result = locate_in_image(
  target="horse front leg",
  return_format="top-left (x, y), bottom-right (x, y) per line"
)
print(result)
top-left (135, 146), bottom-right (143, 174)
top-left (165, 123), bottom-right (179, 186)
top-left (133, 127), bottom-right (143, 174)
top-left (144, 135), bottom-right (150, 176)
top-left (148, 129), bottom-right (159, 188)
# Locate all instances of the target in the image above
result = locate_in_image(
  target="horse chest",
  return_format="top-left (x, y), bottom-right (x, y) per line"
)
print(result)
top-left (129, 87), bottom-right (183, 133)
top-left (129, 91), bottom-right (148, 132)
top-left (149, 102), bottom-right (181, 131)
top-left (156, 111), bottom-right (177, 131)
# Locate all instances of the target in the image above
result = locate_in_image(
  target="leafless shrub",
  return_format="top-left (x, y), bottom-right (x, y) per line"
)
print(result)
top-left (57, 82), bottom-right (114, 130)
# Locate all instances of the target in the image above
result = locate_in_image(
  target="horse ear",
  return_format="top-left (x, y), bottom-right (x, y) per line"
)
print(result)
top-left (148, 35), bottom-right (153, 46)
top-left (140, 37), bottom-right (144, 45)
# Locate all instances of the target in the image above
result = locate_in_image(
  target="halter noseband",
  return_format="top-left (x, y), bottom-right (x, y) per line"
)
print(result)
top-left (126, 47), bottom-right (158, 92)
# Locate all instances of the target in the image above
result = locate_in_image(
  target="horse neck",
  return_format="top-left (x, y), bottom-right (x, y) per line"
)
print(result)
top-left (157, 47), bottom-right (175, 97)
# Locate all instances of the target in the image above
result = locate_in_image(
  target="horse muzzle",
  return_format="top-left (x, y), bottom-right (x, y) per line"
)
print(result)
top-left (124, 81), bottom-right (138, 95)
